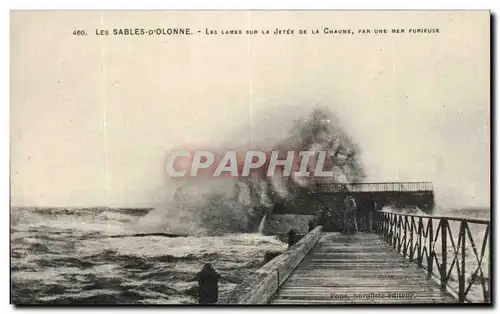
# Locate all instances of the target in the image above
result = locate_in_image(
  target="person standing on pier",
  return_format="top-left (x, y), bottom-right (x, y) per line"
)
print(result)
top-left (342, 195), bottom-right (358, 234)
top-left (195, 263), bottom-right (221, 304)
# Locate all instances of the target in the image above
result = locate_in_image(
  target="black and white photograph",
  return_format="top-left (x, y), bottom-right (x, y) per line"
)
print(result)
top-left (9, 10), bottom-right (491, 305)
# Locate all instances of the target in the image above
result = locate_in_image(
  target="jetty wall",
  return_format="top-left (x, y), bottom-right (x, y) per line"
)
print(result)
top-left (219, 226), bottom-right (323, 304)
top-left (262, 214), bottom-right (316, 235)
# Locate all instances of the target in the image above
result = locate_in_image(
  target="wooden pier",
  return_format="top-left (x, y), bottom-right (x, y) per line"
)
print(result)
top-left (271, 233), bottom-right (456, 304)
top-left (220, 211), bottom-right (491, 305)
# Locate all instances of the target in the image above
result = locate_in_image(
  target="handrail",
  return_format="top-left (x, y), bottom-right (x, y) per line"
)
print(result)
top-left (220, 226), bottom-right (323, 304)
top-left (379, 210), bottom-right (490, 225)
top-left (317, 181), bottom-right (434, 193)
top-left (375, 211), bottom-right (491, 303)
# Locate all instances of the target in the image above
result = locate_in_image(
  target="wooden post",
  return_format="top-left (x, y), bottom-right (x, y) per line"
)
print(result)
top-left (458, 221), bottom-right (466, 302)
top-left (440, 220), bottom-right (448, 290)
top-left (427, 219), bottom-right (433, 279)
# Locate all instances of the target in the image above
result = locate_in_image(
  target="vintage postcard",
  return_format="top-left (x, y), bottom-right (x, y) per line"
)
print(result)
top-left (10, 11), bottom-right (491, 305)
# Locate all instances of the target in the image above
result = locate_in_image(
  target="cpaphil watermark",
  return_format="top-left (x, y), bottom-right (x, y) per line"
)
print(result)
top-left (164, 149), bottom-right (339, 179)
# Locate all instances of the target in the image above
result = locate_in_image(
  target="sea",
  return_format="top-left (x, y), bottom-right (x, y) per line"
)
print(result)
top-left (10, 206), bottom-right (490, 304)
top-left (424, 207), bottom-right (490, 302)
top-left (10, 207), bottom-right (287, 304)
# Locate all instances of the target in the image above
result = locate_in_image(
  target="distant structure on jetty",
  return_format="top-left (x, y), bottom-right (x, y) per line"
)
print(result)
top-left (265, 181), bottom-right (434, 235)
top-left (316, 181), bottom-right (435, 212)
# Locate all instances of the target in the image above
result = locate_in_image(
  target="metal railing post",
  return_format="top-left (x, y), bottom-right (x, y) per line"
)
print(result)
top-left (403, 216), bottom-right (408, 257)
top-left (417, 217), bottom-right (423, 266)
top-left (458, 221), bottom-right (466, 303)
top-left (398, 216), bottom-right (402, 253)
top-left (392, 214), bottom-right (396, 247)
top-left (427, 218), bottom-right (433, 279)
top-left (409, 217), bottom-right (414, 261)
top-left (440, 220), bottom-right (448, 290)
top-left (375, 211), bottom-right (490, 303)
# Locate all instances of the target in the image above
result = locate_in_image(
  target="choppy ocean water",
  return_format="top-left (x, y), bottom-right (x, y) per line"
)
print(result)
top-left (430, 207), bottom-right (490, 302)
top-left (10, 207), bottom-right (287, 304)
top-left (10, 206), bottom-right (490, 304)
top-left (388, 206), bottom-right (490, 302)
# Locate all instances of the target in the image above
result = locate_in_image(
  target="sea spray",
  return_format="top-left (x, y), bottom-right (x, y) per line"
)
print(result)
top-left (257, 214), bottom-right (267, 234)
top-left (138, 107), bottom-right (365, 235)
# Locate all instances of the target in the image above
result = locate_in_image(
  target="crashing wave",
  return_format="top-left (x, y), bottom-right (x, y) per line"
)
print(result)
top-left (138, 107), bottom-right (365, 235)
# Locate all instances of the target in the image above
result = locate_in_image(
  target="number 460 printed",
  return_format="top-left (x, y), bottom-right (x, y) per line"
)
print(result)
top-left (72, 29), bottom-right (87, 36)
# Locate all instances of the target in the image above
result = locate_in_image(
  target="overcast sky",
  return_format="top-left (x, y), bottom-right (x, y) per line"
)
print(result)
top-left (10, 11), bottom-right (490, 208)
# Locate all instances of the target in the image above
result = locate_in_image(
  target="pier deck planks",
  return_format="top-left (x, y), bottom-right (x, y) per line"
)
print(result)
top-left (270, 233), bottom-right (457, 304)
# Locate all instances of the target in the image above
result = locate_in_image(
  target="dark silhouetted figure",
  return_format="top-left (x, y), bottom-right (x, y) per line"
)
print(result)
top-left (342, 195), bottom-right (358, 235)
top-left (287, 229), bottom-right (297, 247)
top-left (367, 198), bottom-right (377, 232)
top-left (196, 263), bottom-right (221, 304)
top-left (308, 220), bottom-right (315, 232)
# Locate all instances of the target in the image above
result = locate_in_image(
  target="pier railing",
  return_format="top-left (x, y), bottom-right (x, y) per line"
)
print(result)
top-left (376, 211), bottom-right (490, 303)
top-left (318, 181), bottom-right (434, 193)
